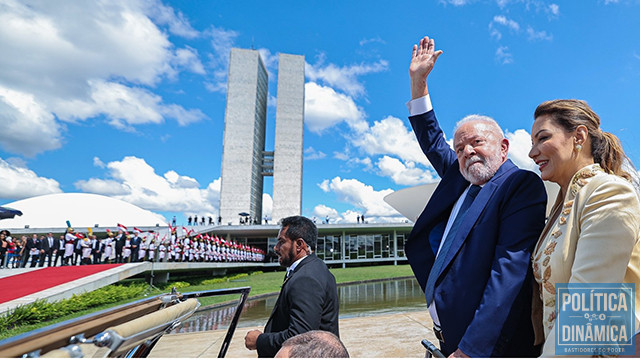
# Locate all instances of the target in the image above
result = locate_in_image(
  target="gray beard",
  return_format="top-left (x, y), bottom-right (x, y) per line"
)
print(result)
top-left (461, 155), bottom-right (502, 184)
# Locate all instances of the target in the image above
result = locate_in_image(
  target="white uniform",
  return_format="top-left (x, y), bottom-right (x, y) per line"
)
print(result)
top-left (148, 242), bottom-right (156, 261)
top-left (64, 233), bottom-right (77, 258)
top-left (158, 244), bottom-right (166, 262)
top-left (81, 239), bottom-right (92, 259)
top-left (122, 239), bottom-right (131, 260)
top-left (102, 237), bottom-right (113, 261)
top-left (138, 241), bottom-right (147, 261)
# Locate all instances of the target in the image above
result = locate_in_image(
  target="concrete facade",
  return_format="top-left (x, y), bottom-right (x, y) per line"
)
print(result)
top-left (219, 49), bottom-right (305, 225)
top-left (271, 54), bottom-right (305, 222)
top-left (219, 49), bottom-right (268, 225)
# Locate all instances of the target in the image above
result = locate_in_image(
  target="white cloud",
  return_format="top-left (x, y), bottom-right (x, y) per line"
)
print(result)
top-left (319, 177), bottom-right (399, 217)
top-left (74, 178), bottom-right (131, 196)
top-left (304, 82), bottom-right (367, 133)
top-left (0, 86), bottom-right (62, 156)
top-left (318, 179), bottom-right (330, 192)
top-left (0, 0), bottom-right (208, 156)
top-left (304, 147), bottom-right (327, 160)
top-left (351, 116), bottom-right (431, 166)
top-left (604, 0), bottom-right (619, 4)
top-left (74, 156), bottom-right (220, 214)
top-left (0, 157), bottom-right (62, 199)
top-left (262, 193), bottom-right (273, 218)
top-left (490, 27), bottom-right (503, 41)
top-left (440, 0), bottom-right (475, 6)
top-left (5, 157), bottom-right (27, 169)
top-left (333, 150), bottom-right (350, 161)
top-left (340, 209), bottom-right (362, 223)
top-left (359, 37), bottom-right (386, 46)
top-left (306, 59), bottom-right (388, 97)
top-left (164, 170), bottom-right (200, 188)
top-left (144, 0), bottom-right (199, 39)
top-left (257, 48), bottom-right (279, 79)
top-left (496, 46), bottom-right (514, 64)
top-left (350, 157), bottom-right (374, 171)
top-left (54, 80), bottom-right (207, 128)
top-left (376, 156), bottom-right (438, 186)
top-left (173, 46), bottom-right (205, 74)
top-left (203, 25), bottom-right (239, 93)
top-left (93, 157), bottom-right (106, 168)
top-left (315, 205), bottom-right (405, 224)
top-left (526, 26), bottom-right (553, 41)
top-left (313, 204), bottom-right (339, 219)
top-left (548, 3), bottom-right (560, 17)
top-left (506, 128), bottom-right (538, 171)
top-left (492, 15), bottom-right (521, 31)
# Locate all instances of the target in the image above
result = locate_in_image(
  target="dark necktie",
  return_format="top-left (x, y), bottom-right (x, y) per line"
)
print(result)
top-left (425, 185), bottom-right (481, 305)
top-left (283, 269), bottom-right (292, 283)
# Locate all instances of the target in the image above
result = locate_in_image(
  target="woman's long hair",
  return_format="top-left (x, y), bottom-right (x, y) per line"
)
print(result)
top-left (534, 100), bottom-right (631, 179)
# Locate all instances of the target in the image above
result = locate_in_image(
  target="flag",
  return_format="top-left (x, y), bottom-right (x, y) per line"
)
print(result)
top-left (117, 223), bottom-right (128, 232)
top-left (133, 227), bottom-right (142, 234)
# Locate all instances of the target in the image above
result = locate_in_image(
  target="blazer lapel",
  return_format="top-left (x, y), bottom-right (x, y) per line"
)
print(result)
top-left (266, 254), bottom-right (316, 324)
top-left (411, 174), bottom-right (468, 238)
top-left (433, 160), bottom-right (518, 279)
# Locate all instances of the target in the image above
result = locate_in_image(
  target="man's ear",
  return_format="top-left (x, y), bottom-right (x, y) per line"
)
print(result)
top-left (296, 238), bottom-right (309, 254)
top-left (501, 138), bottom-right (510, 160)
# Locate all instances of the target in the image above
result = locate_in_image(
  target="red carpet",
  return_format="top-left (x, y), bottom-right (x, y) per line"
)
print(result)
top-left (0, 264), bottom-right (123, 303)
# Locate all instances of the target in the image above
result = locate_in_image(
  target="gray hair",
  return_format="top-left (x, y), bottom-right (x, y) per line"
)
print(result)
top-left (282, 330), bottom-right (349, 358)
top-left (453, 114), bottom-right (505, 139)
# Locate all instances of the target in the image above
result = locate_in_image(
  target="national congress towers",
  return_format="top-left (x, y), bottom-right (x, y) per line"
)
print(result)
top-left (219, 49), bottom-right (305, 225)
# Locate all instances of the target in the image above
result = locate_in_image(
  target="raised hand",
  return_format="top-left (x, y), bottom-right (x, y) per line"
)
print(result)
top-left (409, 36), bottom-right (443, 99)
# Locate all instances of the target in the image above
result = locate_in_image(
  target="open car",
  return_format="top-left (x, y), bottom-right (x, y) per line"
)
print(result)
top-left (0, 286), bottom-right (250, 358)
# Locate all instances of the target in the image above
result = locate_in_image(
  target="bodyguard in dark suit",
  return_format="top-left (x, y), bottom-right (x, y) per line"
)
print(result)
top-left (21, 235), bottom-right (35, 268)
top-left (114, 231), bottom-right (124, 263)
top-left (39, 233), bottom-right (57, 267)
top-left (405, 36), bottom-right (546, 357)
top-left (130, 232), bottom-right (141, 262)
top-left (91, 235), bottom-right (103, 264)
top-left (244, 216), bottom-right (339, 358)
top-left (53, 235), bottom-right (65, 266)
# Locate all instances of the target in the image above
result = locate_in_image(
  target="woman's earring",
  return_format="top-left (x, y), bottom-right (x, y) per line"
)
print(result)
top-left (575, 144), bottom-right (582, 152)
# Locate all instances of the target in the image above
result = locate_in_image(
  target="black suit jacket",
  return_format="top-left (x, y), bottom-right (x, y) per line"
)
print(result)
top-left (41, 238), bottom-right (50, 252)
top-left (256, 254), bottom-right (339, 357)
top-left (115, 235), bottom-right (124, 252)
top-left (42, 237), bottom-right (57, 254)
top-left (24, 238), bottom-right (35, 252)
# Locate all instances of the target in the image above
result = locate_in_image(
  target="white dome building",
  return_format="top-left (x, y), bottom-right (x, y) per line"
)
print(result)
top-left (0, 193), bottom-right (166, 230)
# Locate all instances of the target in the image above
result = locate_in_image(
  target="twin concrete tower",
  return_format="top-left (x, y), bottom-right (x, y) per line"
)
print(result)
top-left (219, 49), bottom-right (305, 225)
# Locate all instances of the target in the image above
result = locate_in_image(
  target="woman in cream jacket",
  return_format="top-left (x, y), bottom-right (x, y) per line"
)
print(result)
top-left (528, 99), bottom-right (640, 357)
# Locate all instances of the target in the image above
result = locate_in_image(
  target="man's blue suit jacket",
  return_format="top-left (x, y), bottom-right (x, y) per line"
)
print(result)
top-left (406, 110), bottom-right (546, 357)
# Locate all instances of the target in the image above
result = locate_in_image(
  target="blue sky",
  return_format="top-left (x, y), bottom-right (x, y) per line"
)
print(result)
top-left (1, 0), bottom-right (639, 225)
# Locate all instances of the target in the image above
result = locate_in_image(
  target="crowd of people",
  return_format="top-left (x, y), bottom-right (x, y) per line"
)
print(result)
top-left (0, 226), bottom-right (265, 269)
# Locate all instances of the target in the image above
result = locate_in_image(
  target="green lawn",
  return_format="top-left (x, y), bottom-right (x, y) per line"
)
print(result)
top-left (0, 265), bottom-right (414, 341)
top-left (180, 264), bottom-right (414, 306)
